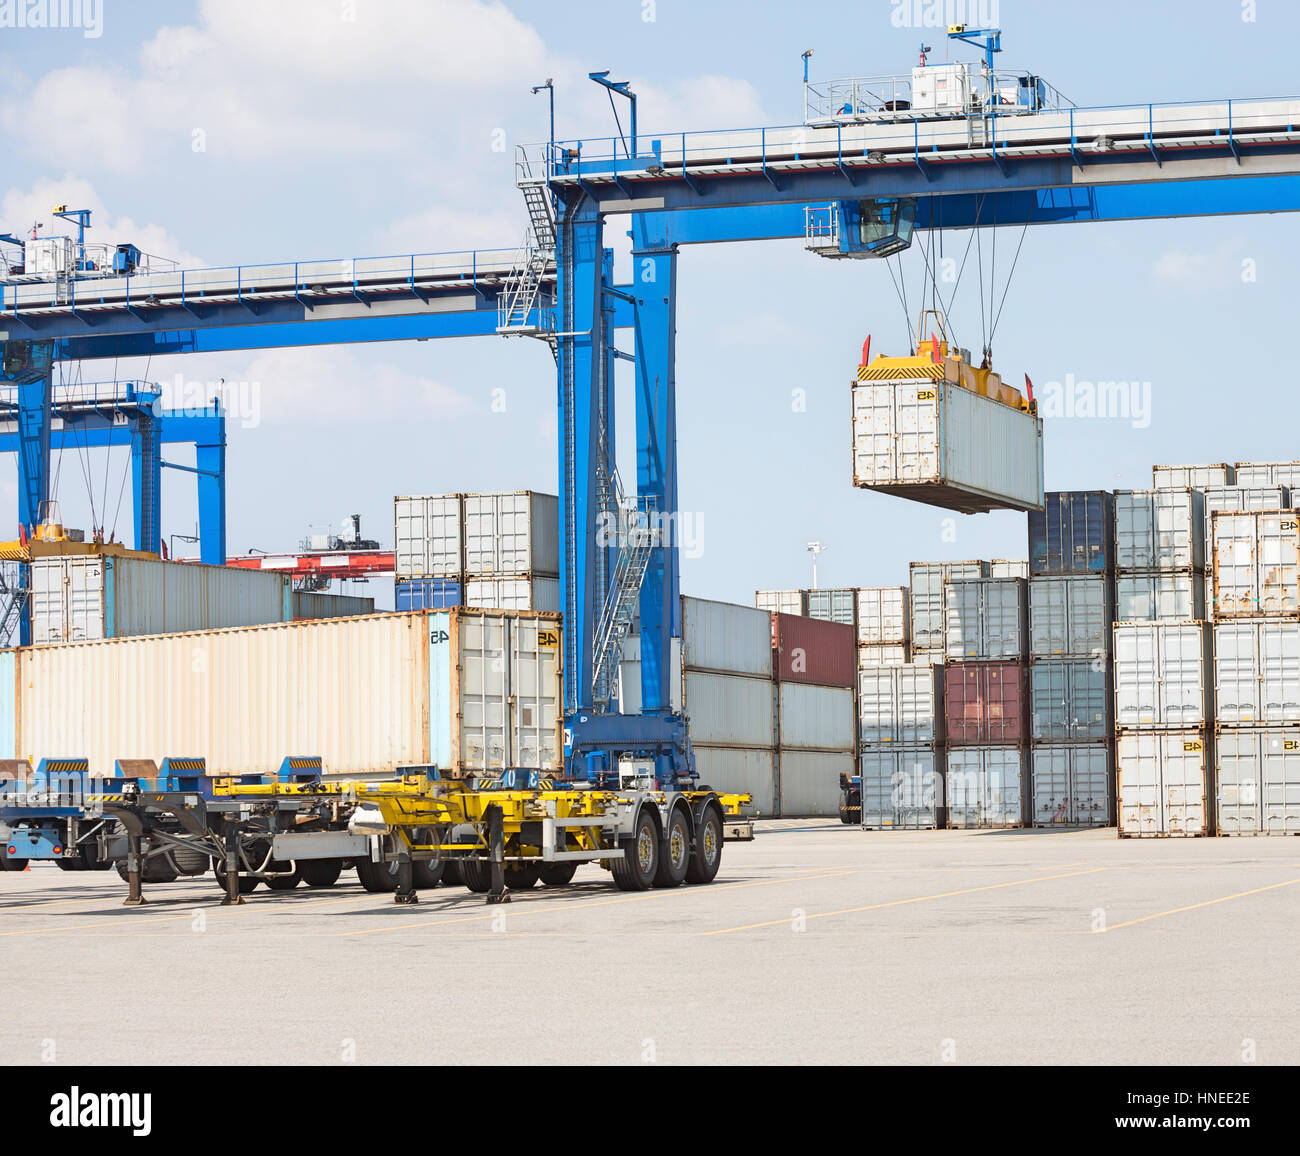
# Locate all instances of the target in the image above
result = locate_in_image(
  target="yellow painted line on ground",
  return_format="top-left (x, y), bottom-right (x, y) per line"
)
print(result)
top-left (1096, 876), bottom-right (1300, 933)
top-left (706, 866), bottom-right (1108, 935)
top-left (337, 869), bottom-right (859, 938)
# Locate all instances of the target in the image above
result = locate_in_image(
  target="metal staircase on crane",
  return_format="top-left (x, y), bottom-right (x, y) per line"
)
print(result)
top-left (497, 177), bottom-right (558, 344)
top-left (591, 494), bottom-right (658, 711)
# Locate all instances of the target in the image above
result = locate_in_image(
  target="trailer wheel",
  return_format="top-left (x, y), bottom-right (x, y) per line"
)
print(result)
top-left (686, 805), bottom-right (723, 885)
top-left (412, 860), bottom-right (445, 889)
top-left (441, 860), bottom-right (464, 887)
top-left (461, 859), bottom-right (492, 893)
top-left (265, 861), bottom-right (302, 890)
top-left (611, 808), bottom-right (659, 891)
top-left (653, 808), bottom-right (691, 889)
top-left (539, 862), bottom-right (577, 887)
top-left (56, 857), bottom-right (86, 871)
top-left (211, 867), bottom-right (259, 894)
top-left (504, 866), bottom-right (539, 890)
top-left (2, 857), bottom-right (28, 871)
top-left (355, 857), bottom-right (400, 893)
top-left (300, 858), bottom-right (343, 888)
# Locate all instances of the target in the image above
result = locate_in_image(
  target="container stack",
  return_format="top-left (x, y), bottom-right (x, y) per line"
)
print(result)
top-left (394, 492), bottom-right (560, 612)
top-left (1026, 491), bottom-right (1116, 827)
top-left (1112, 483), bottom-right (1215, 836)
top-left (1209, 507), bottom-right (1300, 834)
top-left (857, 661), bottom-right (944, 828)
top-left (908, 560), bottom-right (989, 664)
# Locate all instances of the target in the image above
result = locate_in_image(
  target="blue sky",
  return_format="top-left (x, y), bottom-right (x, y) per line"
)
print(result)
top-left (0, 0), bottom-right (1295, 606)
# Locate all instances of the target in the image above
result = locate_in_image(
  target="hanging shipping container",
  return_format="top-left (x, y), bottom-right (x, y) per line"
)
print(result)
top-left (1215, 727), bottom-right (1300, 835)
top-left (806, 588), bottom-right (856, 627)
top-left (1114, 572), bottom-right (1203, 623)
top-left (858, 663), bottom-right (943, 744)
top-left (393, 494), bottom-right (463, 579)
top-left (942, 661), bottom-right (1028, 745)
top-left (909, 560), bottom-right (989, 651)
top-left (29, 555), bottom-right (291, 645)
top-left (1029, 659), bottom-right (1111, 742)
top-left (859, 745), bottom-right (945, 830)
top-left (1233, 461), bottom-right (1300, 489)
top-left (990, 559), bottom-right (1029, 579)
top-left (464, 575), bottom-right (562, 613)
top-left (850, 376), bottom-right (1045, 515)
top-left (1113, 489), bottom-right (1205, 572)
top-left (395, 578), bottom-right (461, 612)
top-left (943, 577), bottom-right (1027, 661)
top-left (1210, 511), bottom-right (1300, 618)
top-left (1116, 731), bottom-right (1211, 837)
top-left (13, 610), bottom-right (562, 780)
top-left (945, 746), bottom-right (1026, 828)
top-left (771, 613), bottom-right (856, 688)
top-left (755, 589), bottom-right (806, 616)
top-left (462, 491), bottom-right (559, 577)
top-left (290, 591), bottom-right (376, 620)
top-left (1028, 574), bottom-right (1113, 658)
top-left (681, 596), bottom-right (773, 677)
top-left (1212, 620), bottom-right (1300, 726)
top-left (1028, 491), bottom-right (1113, 575)
top-left (856, 587), bottom-right (909, 645)
top-left (1152, 463), bottom-right (1233, 490)
top-left (857, 643), bottom-right (909, 667)
top-left (1029, 744), bottom-right (1113, 827)
top-left (1113, 622), bottom-right (1212, 730)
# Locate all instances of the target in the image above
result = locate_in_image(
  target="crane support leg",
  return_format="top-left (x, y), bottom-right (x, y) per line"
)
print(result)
top-left (195, 430), bottom-right (227, 565)
top-left (131, 407), bottom-right (161, 555)
top-left (630, 221), bottom-right (680, 715)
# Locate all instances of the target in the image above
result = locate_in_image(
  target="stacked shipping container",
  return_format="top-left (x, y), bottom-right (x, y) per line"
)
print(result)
top-left (1027, 492), bottom-right (1116, 827)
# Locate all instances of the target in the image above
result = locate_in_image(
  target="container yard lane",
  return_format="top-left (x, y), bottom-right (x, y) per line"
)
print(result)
top-left (4, 822), bottom-right (1300, 1068)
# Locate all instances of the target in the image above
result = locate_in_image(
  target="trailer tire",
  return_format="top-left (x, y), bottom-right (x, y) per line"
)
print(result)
top-left (611, 808), bottom-right (659, 891)
top-left (355, 857), bottom-right (400, 893)
top-left (653, 807), bottom-right (691, 888)
top-left (56, 857), bottom-right (86, 871)
top-left (300, 858), bottom-right (343, 888)
top-left (504, 866), bottom-right (539, 890)
top-left (685, 805), bottom-right (723, 885)
top-left (2, 857), bottom-right (29, 871)
top-left (265, 861), bottom-right (302, 890)
top-left (440, 860), bottom-right (464, 887)
top-left (461, 858), bottom-right (492, 893)
top-left (412, 860), bottom-right (445, 889)
top-left (539, 862), bottom-right (577, 887)
top-left (210, 867), bottom-right (259, 894)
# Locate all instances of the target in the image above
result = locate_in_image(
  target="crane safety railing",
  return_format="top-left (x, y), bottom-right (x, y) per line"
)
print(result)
top-left (519, 94), bottom-right (1300, 183)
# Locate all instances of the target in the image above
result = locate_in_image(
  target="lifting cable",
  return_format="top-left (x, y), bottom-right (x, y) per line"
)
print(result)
top-left (940, 194), bottom-right (985, 323)
top-left (988, 208), bottom-right (1034, 347)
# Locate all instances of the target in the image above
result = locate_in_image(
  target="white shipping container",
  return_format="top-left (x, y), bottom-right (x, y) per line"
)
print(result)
top-left (852, 378), bottom-right (1044, 514)
top-left (806, 588), bottom-right (856, 627)
top-left (1233, 461), bottom-right (1300, 489)
top-left (1114, 489), bottom-right (1205, 571)
top-left (394, 494), bottom-right (463, 579)
top-left (1030, 745), bottom-right (1113, 827)
top-left (1117, 731), bottom-right (1210, 837)
top-left (1201, 486), bottom-right (1289, 567)
top-left (856, 586), bottom-right (909, 645)
top-left (463, 491), bottom-right (559, 576)
top-left (465, 575), bottom-right (562, 613)
top-left (909, 647), bottom-right (945, 666)
top-left (15, 610), bottom-right (563, 779)
top-left (859, 745), bottom-right (944, 829)
top-left (779, 750), bottom-right (855, 817)
top-left (857, 644), bottom-right (909, 668)
top-left (1213, 621), bottom-right (1300, 726)
top-left (1114, 622), bottom-right (1212, 729)
top-left (617, 636), bottom-right (684, 716)
top-left (1115, 572), bottom-right (1204, 622)
top-left (777, 682), bottom-right (855, 750)
top-left (1029, 574), bottom-right (1113, 657)
top-left (681, 596), bottom-right (773, 677)
top-left (909, 560), bottom-right (989, 651)
top-left (857, 664), bottom-right (942, 744)
top-left (944, 577), bottom-right (1027, 660)
top-left (1210, 511), bottom-right (1300, 618)
top-left (694, 745), bottom-right (776, 816)
top-left (945, 747), bottom-right (1026, 828)
top-left (1215, 728), bottom-right (1300, 835)
top-left (990, 559), bottom-right (1030, 579)
top-left (755, 589), bottom-right (805, 616)
top-left (1152, 463), bottom-right (1232, 490)
top-left (681, 670), bottom-right (775, 747)
top-left (29, 555), bottom-right (290, 645)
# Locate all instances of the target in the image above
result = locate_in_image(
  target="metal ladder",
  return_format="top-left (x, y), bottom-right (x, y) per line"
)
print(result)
top-left (0, 563), bottom-right (28, 647)
top-left (591, 494), bottom-right (658, 711)
top-left (497, 178), bottom-right (557, 340)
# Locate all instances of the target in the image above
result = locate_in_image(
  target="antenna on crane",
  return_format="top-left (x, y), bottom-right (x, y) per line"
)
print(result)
top-left (806, 541), bottom-right (828, 589)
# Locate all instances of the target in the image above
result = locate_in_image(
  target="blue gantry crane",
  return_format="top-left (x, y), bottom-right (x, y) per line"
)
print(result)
top-left (3, 28), bottom-right (1299, 788)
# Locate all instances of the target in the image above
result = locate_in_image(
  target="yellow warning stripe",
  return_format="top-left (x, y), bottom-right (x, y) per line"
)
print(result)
top-left (858, 366), bottom-right (943, 381)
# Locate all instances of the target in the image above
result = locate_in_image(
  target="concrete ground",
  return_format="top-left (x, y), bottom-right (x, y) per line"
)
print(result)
top-left (2, 821), bottom-right (1298, 1066)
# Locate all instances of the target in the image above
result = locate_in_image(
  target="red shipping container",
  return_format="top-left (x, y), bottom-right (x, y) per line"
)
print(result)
top-left (943, 661), bottom-right (1028, 745)
top-left (771, 612), bottom-right (856, 688)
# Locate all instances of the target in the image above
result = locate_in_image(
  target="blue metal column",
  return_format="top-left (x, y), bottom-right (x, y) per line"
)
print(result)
top-left (16, 370), bottom-right (52, 537)
top-left (194, 407), bottom-right (226, 565)
top-left (629, 219), bottom-right (679, 715)
top-left (556, 196), bottom-right (605, 713)
top-left (130, 404), bottom-right (161, 554)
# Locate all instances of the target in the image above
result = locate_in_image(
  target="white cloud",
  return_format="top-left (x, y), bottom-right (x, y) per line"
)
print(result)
top-left (1152, 241), bottom-right (1248, 289)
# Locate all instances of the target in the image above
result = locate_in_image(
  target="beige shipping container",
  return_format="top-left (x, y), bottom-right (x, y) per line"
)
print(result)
top-left (14, 609), bottom-right (562, 780)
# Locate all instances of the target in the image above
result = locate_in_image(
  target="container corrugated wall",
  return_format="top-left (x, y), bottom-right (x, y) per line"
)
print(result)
top-left (1116, 731), bottom-right (1210, 836)
top-left (945, 747), bottom-right (1026, 828)
top-left (1215, 728), bottom-right (1300, 835)
top-left (1210, 511), bottom-right (1300, 618)
top-left (681, 671), bottom-right (775, 747)
top-left (859, 746), bottom-right (945, 829)
top-left (777, 683), bottom-right (854, 750)
top-left (1152, 463), bottom-right (1233, 489)
top-left (856, 586), bottom-right (908, 646)
top-left (943, 577), bottom-right (1027, 660)
top-left (1029, 745), bottom-right (1113, 827)
top-left (771, 613), bottom-right (856, 687)
top-left (779, 750), bottom-right (856, 817)
top-left (1028, 491), bottom-right (1113, 575)
top-left (291, 591), bottom-right (376, 620)
top-left (395, 578), bottom-right (461, 611)
top-left (694, 747), bottom-right (776, 816)
top-left (0, 650), bottom-right (15, 759)
top-left (681, 596), bottom-right (773, 677)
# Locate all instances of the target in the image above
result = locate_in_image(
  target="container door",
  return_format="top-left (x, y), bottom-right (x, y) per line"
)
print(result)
top-left (1261, 730), bottom-right (1300, 834)
top-left (457, 612), bottom-right (509, 770)
top-left (509, 614), bottom-right (562, 771)
top-left (1259, 513), bottom-right (1300, 616)
top-left (1114, 626), bottom-right (1157, 727)
top-left (1259, 622), bottom-right (1300, 724)
top-left (1115, 492), bottom-right (1154, 570)
top-left (1214, 623), bottom-right (1256, 725)
top-left (894, 383), bottom-right (938, 483)
top-left (69, 557), bottom-right (106, 641)
top-left (1161, 626), bottom-right (1206, 728)
top-left (1031, 747), bottom-right (1071, 824)
top-left (1215, 730), bottom-right (1260, 835)
top-left (1162, 735), bottom-right (1208, 836)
